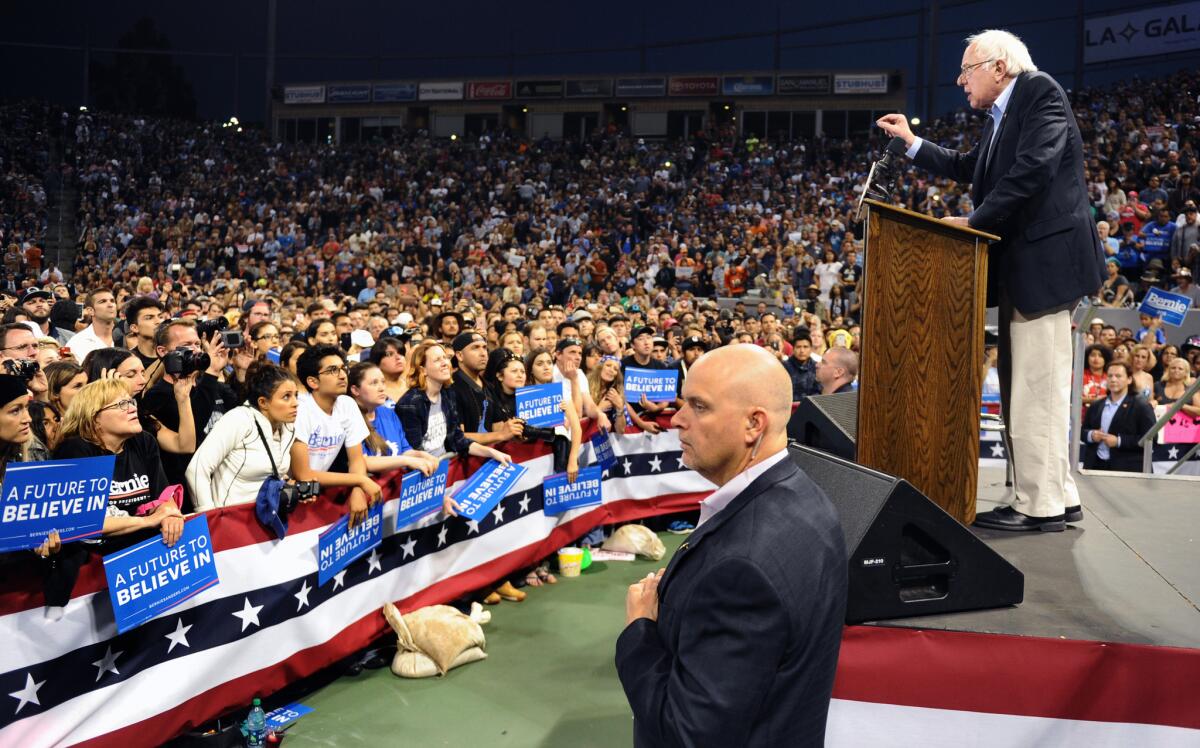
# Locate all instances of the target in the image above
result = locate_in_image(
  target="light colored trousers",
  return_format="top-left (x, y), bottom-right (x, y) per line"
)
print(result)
top-left (998, 296), bottom-right (1081, 517)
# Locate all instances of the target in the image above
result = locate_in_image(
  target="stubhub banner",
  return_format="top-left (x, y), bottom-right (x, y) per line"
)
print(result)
top-left (0, 455), bottom-right (114, 552)
top-left (103, 515), bottom-right (220, 633)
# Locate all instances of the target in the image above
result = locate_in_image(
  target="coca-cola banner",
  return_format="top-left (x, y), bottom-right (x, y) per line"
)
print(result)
top-left (668, 76), bottom-right (719, 96)
top-left (467, 81), bottom-right (512, 100)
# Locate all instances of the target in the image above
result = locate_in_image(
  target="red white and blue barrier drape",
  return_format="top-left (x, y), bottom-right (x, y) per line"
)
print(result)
top-left (2, 423), bottom-right (1197, 747)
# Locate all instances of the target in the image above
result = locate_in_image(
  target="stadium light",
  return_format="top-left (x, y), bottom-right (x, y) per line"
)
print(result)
top-left (230, 116), bottom-right (239, 126)
top-left (664, 161), bottom-right (672, 168)
top-left (79, 105), bottom-right (87, 112)
top-left (522, 107), bottom-right (528, 113)
top-left (723, 104), bottom-right (730, 111)
top-left (450, 134), bottom-right (457, 141)
top-left (621, 105), bottom-right (627, 112)
top-left (911, 117), bottom-right (921, 126)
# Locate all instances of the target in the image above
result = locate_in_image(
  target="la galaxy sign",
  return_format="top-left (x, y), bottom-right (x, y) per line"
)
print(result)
top-left (1084, 2), bottom-right (1200, 63)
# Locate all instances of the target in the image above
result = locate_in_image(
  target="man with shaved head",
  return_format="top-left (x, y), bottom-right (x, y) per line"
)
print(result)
top-left (616, 345), bottom-right (847, 747)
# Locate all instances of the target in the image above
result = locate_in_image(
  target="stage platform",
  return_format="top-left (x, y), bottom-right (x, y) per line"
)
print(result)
top-left (872, 467), bottom-right (1200, 649)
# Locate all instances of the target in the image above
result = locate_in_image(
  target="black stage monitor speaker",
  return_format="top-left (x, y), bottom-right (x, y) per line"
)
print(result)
top-left (789, 444), bottom-right (1023, 623)
top-left (789, 391), bottom-right (857, 460)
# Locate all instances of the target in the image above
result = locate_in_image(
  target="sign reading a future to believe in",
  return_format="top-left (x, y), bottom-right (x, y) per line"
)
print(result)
top-left (624, 368), bottom-right (679, 403)
top-left (543, 465), bottom-right (604, 516)
top-left (516, 383), bottom-right (565, 428)
top-left (103, 515), bottom-right (221, 633)
top-left (395, 460), bottom-right (450, 529)
top-left (452, 460), bottom-right (528, 522)
top-left (318, 503), bottom-right (383, 586)
top-left (0, 455), bottom-right (114, 552)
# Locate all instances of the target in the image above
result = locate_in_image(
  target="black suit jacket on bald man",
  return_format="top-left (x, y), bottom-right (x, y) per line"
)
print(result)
top-left (912, 71), bottom-right (1106, 314)
top-left (615, 456), bottom-right (847, 747)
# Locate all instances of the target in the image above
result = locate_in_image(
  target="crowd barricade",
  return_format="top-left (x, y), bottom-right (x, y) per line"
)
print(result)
top-left (0, 425), bottom-right (712, 748)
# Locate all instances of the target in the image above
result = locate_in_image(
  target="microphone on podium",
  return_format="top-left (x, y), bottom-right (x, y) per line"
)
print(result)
top-left (854, 136), bottom-right (908, 222)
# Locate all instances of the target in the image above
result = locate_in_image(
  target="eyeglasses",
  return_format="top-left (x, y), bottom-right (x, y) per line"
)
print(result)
top-left (1, 343), bottom-right (37, 353)
top-left (254, 333), bottom-right (281, 341)
top-left (319, 365), bottom-right (348, 377)
top-left (958, 59), bottom-right (994, 79)
top-left (99, 398), bottom-right (138, 414)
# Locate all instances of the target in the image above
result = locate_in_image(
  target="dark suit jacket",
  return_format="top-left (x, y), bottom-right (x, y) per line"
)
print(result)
top-left (615, 457), bottom-right (848, 747)
top-left (912, 71), bottom-right (1106, 315)
top-left (1080, 394), bottom-right (1156, 471)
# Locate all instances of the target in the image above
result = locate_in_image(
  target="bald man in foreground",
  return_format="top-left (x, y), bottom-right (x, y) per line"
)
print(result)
top-left (615, 345), bottom-right (848, 747)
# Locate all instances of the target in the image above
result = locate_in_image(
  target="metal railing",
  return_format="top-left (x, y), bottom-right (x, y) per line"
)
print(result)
top-left (1139, 376), bottom-right (1200, 475)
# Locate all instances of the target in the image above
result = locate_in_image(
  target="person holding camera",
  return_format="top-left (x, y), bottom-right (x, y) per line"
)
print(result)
top-left (186, 363), bottom-right (309, 510)
top-left (84, 347), bottom-right (197, 456)
top-left (292, 345), bottom-right (383, 527)
top-left (139, 318), bottom-right (235, 496)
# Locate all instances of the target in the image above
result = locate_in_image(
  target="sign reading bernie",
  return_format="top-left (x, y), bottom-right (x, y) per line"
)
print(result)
top-left (103, 515), bottom-right (220, 633)
top-left (318, 503), bottom-right (383, 586)
top-left (395, 460), bottom-right (450, 528)
top-left (0, 455), bottom-right (114, 552)
top-left (624, 368), bottom-right (679, 403)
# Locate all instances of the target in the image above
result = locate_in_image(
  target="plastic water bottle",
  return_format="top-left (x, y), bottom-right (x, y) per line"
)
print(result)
top-left (244, 698), bottom-right (267, 747)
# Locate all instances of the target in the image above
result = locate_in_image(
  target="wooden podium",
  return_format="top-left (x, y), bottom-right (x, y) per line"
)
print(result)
top-left (857, 199), bottom-right (999, 525)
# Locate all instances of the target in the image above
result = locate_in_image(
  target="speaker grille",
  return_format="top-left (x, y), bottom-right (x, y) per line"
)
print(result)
top-left (810, 391), bottom-right (859, 441)
top-left (789, 444), bottom-right (895, 552)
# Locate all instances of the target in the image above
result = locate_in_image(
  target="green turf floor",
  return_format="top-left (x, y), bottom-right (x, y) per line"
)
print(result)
top-left (284, 533), bottom-right (685, 747)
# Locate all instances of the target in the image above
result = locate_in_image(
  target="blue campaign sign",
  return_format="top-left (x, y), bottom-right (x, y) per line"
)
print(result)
top-left (451, 459), bottom-right (528, 522)
top-left (590, 429), bottom-right (617, 470)
top-left (0, 455), bottom-right (114, 552)
top-left (516, 383), bottom-right (565, 428)
top-left (103, 515), bottom-right (220, 634)
top-left (265, 702), bottom-right (314, 730)
top-left (543, 465), bottom-right (604, 516)
top-left (317, 502), bottom-right (383, 587)
top-left (396, 460), bottom-right (449, 528)
top-left (624, 368), bottom-right (679, 403)
top-left (1139, 287), bottom-right (1192, 327)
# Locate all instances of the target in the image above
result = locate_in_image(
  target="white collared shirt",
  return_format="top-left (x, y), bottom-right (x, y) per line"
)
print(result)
top-left (906, 76), bottom-right (1017, 160)
top-left (697, 448), bottom-right (789, 527)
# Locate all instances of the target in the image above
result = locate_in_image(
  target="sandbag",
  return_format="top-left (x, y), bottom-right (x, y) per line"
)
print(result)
top-left (392, 646), bottom-right (487, 678)
top-left (602, 524), bottom-right (666, 561)
top-left (382, 601), bottom-right (489, 677)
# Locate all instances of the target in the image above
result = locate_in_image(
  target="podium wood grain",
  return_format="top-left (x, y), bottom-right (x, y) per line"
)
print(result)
top-left (858, 201), bottom-right (993, 525)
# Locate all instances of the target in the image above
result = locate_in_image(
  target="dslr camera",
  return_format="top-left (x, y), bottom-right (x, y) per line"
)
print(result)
top-left (3, 359), bottom-right (39, 383)
top-left (196, 315), bottom-right (244, 349)
top-left (279, 480), bottom-right (321, 515)
top-left (162, 349), bottom-right (211, 377)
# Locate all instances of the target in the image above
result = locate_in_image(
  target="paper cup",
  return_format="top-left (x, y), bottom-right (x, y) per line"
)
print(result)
top-left (558, 547), bottom-right (584, 578)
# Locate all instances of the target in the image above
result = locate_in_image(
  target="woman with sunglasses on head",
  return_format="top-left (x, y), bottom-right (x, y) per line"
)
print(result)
top-left (348, 361), bottom-right (439, 476)
top-left (82, 347), bottom-right (196, 456)
top-left (53, 380), bottom-right (184, 548)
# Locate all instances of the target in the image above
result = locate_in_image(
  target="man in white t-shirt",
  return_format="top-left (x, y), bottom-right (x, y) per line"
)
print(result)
top-left (552, 337), bottom-right (611, 432)
top-left (66, 288), bottom-right (123, 361)
top-left (291, 344), bottom-right (380, 526)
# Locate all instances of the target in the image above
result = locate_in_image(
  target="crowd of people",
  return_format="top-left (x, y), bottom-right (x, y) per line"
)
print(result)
top-left (0, 63), bottom-right (1196, 595)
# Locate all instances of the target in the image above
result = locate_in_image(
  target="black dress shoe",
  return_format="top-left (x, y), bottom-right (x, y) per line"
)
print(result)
top-left (1064, 505), bottom-right (1083, 523)
top-left (974, 506), bottom-right (1065, 533)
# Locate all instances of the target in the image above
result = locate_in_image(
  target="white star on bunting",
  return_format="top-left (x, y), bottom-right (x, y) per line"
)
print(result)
top-left (367, 548), bottom-right (383, 573)
top-left (232, 597), bottom-right (264, 632)
top-left (466, 519), bottom-right (481, 535)
top-left (648, 455), bottom-right (663, 473)
top-left (92, 646), bottom-right (122, 682)
top-left (9, 673), bottom-right (44, 714)
top-left (165, 618), bottom-right (193, 653)
top-left (518, 493), bottom-right (531, 514)
top-left (1167, 446), bottom-right (1179, 460)
top-left (400, 536), bottom-right (418, 559)
top-left (676, 455), bottom-right (687, 470)
top-left (294, 580), bottom-right (312, 611)
top-left (622, 458), bottom-right (634, 474)
top-left (436, 525), bottom-right (449, 547)
top-left (492, 503), bottom-right (506, 524)
top-left (332, 570), bottom-right (348, 590)
top-left (990, 443), bottom-right (1006, 458)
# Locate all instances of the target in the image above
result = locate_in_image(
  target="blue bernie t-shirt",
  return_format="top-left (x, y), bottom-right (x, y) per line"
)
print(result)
top-left (364, 404), bottom-right (413, 457)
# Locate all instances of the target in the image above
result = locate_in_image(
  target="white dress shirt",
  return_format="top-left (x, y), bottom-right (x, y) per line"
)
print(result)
top-left (696, 448), bottom-right (789, 527)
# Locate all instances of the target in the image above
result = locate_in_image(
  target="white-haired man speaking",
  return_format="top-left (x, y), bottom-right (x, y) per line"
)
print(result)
top-left (878, 30), bottom-right (1106, 532)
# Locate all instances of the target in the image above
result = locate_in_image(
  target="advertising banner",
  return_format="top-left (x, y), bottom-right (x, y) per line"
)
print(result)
top-left (1085, 2), bottom-right (1200, 63)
